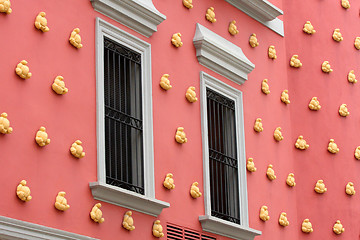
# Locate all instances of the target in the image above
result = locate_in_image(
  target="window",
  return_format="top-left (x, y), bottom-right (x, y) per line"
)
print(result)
top-left (90, 18), bottom-right (169, 217)
top-left (199, 72), bottom-right (261, 240)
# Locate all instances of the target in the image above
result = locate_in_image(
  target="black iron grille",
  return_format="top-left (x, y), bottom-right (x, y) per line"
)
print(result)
top-left (167, 223), bottom-right (216, 240)
top-left (104, 37), bottom-right (144, 195)
top-left (206, 88), bottom-right (240, 224)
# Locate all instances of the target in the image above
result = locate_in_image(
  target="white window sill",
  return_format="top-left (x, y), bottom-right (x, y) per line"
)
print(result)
top-left (199, 215), bottom-right (261, 240)
top-left (89, 182), bottom-right (170, 217)
top-left (0, 216), bottom-right (97, 240)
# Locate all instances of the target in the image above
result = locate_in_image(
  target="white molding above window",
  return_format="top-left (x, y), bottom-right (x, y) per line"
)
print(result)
top-left (0, 216), bottom-right (98, 240)
top-left (193, 23), bottom-right (255, 86)
top-left (90, 18), bottom-right (169, 217)
top-left (199, 72), bottom-right (261, 240)
top-left (90, 0), bottom-right (166, 38)
top-left (225, 0), bottom-right (284, 36)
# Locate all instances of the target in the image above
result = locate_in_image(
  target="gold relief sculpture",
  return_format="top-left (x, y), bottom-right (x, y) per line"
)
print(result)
top-left (152, 220), bottom-right (164, 238)
top-left (266, 164), bottom-right (276, 180)
top-left (259, 206), bottom-right (270, 221)
top-left (122, 211), bottom-right (135, 231)
top-left (69, 28), bottom-right (83, 49)
top-left (90, 203), bottom-right (104, 223)
top-left (321, 61), bottom-right (333, 73)
top-left (348, 70), bottom-right (357, 83)
top-left (281, 90), bottom-right (290, 104)
top-left (254, 118), bottom-right (263, 132)
top-left (303, 21), bottom-right (316, 34)
top-left (295, 136), bottom-right (309, 150)
top-left (163, 173), bottom-right (175, 190)
top-left (290, 55), bottom-right (302, 68)
top-left (333, 220), bottom-right (345, 234)
top-left (186, 87), bottom-right (197, 103)
top-left (0, 112), bottom-right (13, 134)
top-left (171, 33), bottom-right (183, 48)
top-left (274, 127), bottom-right (284, 141)
top-left (286, 173), bottom-right (296, 187)
top-left (15, 60), bottom-right (32, 79)
top-left (190, 182), bottom-right (202, 198)
top-left (175, 127), bottom-right (187, 143)
top-left (205, 7), bottom-right (216, 23)
top-left (246, 158), bottom-right (256, 172)
top-left (70, 140), bottom-right (85, 158)
top-left (261, 79), bottom-right (270, 94)
top-left (228, 20), bottom-right (239, 35)
top-left (268, 46), bottom-right (277, 59)
top-left (302, 219), bottom-right (313, 233)
top-left (35, 127), bottom-right (50, 147)
top-left (52, 76), bottom-right (68, 95)
top-left (308, 97), bottom-right (321, 110)
top-left (182, 0), bottom-right (193, 9)
top-left (35, 12), bottom-right (49, 32)
top-left (345, 182), bottom-right (355, 195)
top-left (332, 29), bottom-right (343, 42)
top-left (328, 139), bottom-right (339, 153)
top-left (341, 0), bottom-right (350, 9)
top-left (339, 104), bottom-right (349, 117)
top-left (279, 212), bottom-right (289, 227)
top-left (16, 180), bottom-right (32, 202)
top-left (55, 192), bottom-right (70, 211)
top-left (354, 146), bottom-right (360, 160)
top-left (249, 34), bottom-right (259, 48)
top-left (314, 180), bottom-right (327, 193)
top-left (160, 74), bottom-right (172, 90)
top-left (354, 37), bottom-right (360, 50)
top-left (0, 0), bottom-right (11, 14)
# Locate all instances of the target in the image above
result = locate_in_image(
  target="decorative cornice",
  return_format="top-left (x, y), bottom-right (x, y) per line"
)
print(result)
top-left (89, 182), bottom-right (170, 217)
top-left (225, 0), bottom-right (284, 36)
top-left (193, 23), bottom-right (255, 85)
top-left (90, 0), bottom-right (166, 38)
top-left (199, 215), bottom-right (261, 240)
top-left (0, 216), bottom-right (98, 240)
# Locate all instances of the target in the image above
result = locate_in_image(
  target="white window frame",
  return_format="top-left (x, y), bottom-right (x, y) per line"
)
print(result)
top-left (199, 72), bottom-right (261, 240)
top-left (89, 18), bottom-right (169, 217)
top-left (0, 216), bottom-right (97, 240)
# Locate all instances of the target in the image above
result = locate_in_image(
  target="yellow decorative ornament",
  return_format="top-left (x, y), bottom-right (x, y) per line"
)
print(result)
top-left (246, 158), bottom-right (256, 172)
top-left (186, 87), bottom-right (197, 103)
top-left (354, 146), bottom-right (360, 160)
top-left (302, 219), bottom-right (313, 233)
top-left (303, 21), bottom-right (316, 34)
top-left (281, 89), bottom-right (290, 104)
top-left (54, 192), bottom-right (70, 211)
top-left (16, 180), bottom-right (32, 202)
top-left (333, 29), bottom-right (343, 42)
top-left (152, 220), bottom-right (164, 238)
top-left (333, 220), bottom-right (345, 235)
top-left (279, 212), bottom-right (289, 227)
top-left (228, 20), bottom-right (239, 35)
top-left (308, 97), bottom-right (321, 110)
top-left (266, 164), bottom-right (276, 180)
top-left (0, 0), bottom-right (11, 14)
top-left (253, 118), bottom-right (263, 132)
top-left (0, 112), bottom-right (13, 134)
top-left (261, 79), bottom-right (270, 95)
top-left (34, 12), bottom-right (49, 32)
top-left (286, 173), bottom-right (296, 187)
top-left (354, 37), bottom-right (360, 50)
top-left (321, 61), bottom-right (333, 73)
top-left (159, 74), bottom-right (172, 90)
top-left (175, 127), bottom-right (187, 143)
top-left (314, 180), bottom-right (327, 193)
top-left (163, 173), bottom-right (175, 190)
top-left (122, 211), bottom-right (135, 231)
top-left (205, 7), bottom-right (216, 23)
top-left (69, 28), bottom-right (83, 49)
top-left (52, 76), bottom-right (68, 95)
top-left (35, 127), bottom-right (50, 147)
top-left (290, 55), bottom-right (302, 68)
top-left (339, 104), bottom-right (349, 117)
top-left (90, 203), bottom-right (105, 223)
top-left (171, 33), bottom-right (183, 48)
top-left (182, 0), bottom-right (193, 9)
top-left (190, 182), bottom-right (202, 198)
top-left (345, 182), bottom-right (355, 195)
top-left (15, 60), bottom-right (32, 79)
top-left (259, 206), bottom-right (270, 221)
top-left (328, 139), bottom-right (339, 154)
top-left (341, 0), bottom-right (350, 9)
top-left (268, 46), bottom-right (277, 59)
top-left (70, 140), bottom-right (85, 158)
top-left (273, 127), bottom-right (284, 142)
top-left (348, 70), bottom-right (357, 83)
top-left (249, 33), bottom-right (259, 48)
top-left (295, 136), bottom-right (309, 150)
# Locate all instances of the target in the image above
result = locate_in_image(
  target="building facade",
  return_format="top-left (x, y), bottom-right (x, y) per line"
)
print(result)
top-left (0, 0), bottom-right (359, 239)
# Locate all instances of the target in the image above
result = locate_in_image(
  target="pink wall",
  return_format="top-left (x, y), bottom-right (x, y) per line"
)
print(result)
top-left (0, 0), bottom-right (359, 239)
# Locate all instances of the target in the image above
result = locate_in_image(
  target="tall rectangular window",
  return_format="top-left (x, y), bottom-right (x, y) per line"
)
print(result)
top-left (206, 88), bottom-right (240, 224)
top-left (103, 37), bottom-right (144, 195)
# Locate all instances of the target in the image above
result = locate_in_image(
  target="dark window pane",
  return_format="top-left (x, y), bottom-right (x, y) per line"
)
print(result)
top-left (206, 88), bottom-right (240, 224)
top-left (104, 37), bottom-right (144, 195)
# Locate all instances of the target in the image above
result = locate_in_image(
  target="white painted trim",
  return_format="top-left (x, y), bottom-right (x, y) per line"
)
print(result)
top-left (89, 182), bottom-right (170, 217)
top-left (199, 72), bottom-right (261, 239)
top-left (90, 0), bottom-right (166, 37)
top-left (0, 216), bottom-right (98, 240)
top-left (225, 0), bottom-right (284, 36)
top-left (199, 215), bottom-right (261, 240)
top-left (93, 18), bottom-right (169, 216)
top-left (193, 24), bottom-right (255, 86)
